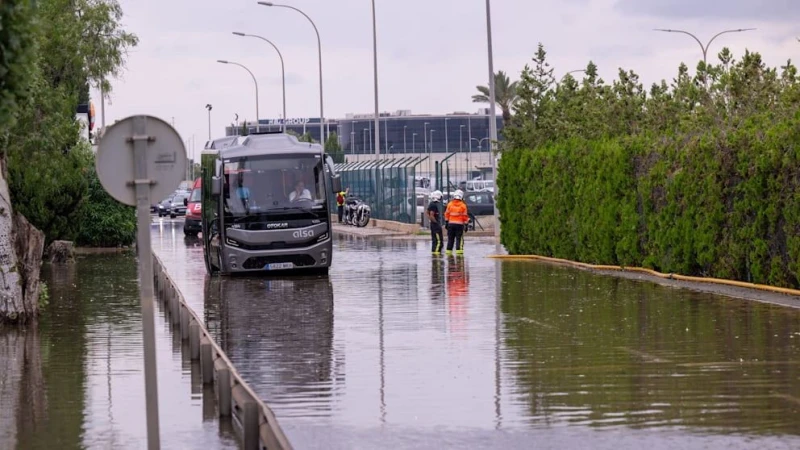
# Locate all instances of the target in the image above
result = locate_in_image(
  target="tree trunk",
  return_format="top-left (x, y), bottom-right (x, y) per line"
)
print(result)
top-left (0, 158), bottom-right (45, 323)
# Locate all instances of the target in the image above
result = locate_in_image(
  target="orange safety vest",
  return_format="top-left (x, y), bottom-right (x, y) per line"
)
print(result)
top-left (445, 200), bottom-right (469, 225)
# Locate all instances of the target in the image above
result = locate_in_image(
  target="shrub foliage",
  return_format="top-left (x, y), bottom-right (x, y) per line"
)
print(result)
top-left (499, 44), bottom-right (800, 288)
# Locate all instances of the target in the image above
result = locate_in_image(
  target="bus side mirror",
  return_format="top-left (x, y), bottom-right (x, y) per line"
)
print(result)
top-left (211, 176), bottom-right (221, 197)
top-left (331, 175), bottom-right (342, 194)
top-left (183, 198), bottom-right (188, 206)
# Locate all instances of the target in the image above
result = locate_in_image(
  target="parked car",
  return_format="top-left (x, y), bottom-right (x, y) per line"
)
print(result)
top-left (464, 191), bottom-right (494, 216)
top-left (183, 178), bottom-right (202, 236)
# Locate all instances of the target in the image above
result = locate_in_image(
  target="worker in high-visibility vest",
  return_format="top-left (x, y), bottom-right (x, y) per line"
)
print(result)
top-left (444, 189), bottom-right (469, 255)
top-left (336, 187), bottom-right (348, 223)
top-left (427, 190), bottom-right (444, 255)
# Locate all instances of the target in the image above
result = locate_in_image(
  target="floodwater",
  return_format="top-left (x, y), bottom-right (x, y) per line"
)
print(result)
top-left (153, 219), bottom-right (800, 449)
top-left (0, 249), bottom-right (238, 449)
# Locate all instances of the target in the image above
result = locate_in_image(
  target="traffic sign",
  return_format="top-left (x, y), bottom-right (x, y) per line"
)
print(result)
top-left (96, 115), bottom-right (187, 206)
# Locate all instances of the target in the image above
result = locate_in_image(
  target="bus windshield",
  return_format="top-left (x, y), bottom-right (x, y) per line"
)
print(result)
top-left (222, 155), bottom-right (326, 219)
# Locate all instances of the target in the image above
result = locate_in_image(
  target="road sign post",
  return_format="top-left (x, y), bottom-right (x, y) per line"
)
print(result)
top-left (96, 115), bottom-right (187, 450)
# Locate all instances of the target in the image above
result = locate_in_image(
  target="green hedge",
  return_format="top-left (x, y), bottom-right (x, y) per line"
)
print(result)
top-left (498, 115), bottom-right (800, 288)
top-left (75, 163), bottom-right (136, 248)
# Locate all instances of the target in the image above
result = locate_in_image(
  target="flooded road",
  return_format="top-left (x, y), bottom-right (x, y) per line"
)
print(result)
top-left (1, 250), bottom-right (238, 449)
top-left (153, 220), bottom-right (800, 449)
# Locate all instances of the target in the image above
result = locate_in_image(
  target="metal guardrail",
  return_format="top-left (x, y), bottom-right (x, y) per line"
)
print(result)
top-left (153, 254), bottom-right (292, 450)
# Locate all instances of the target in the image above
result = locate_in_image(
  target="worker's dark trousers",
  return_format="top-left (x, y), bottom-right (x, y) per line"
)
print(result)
top-left (446, 223), bottom-right (465, 253)
top-left (430, 222), bottom-right (443, 254)
top-left (337, 205), bottom-right (344, 222)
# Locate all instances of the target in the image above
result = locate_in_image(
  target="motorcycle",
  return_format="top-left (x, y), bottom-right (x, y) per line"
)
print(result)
top-left (344, 197), bottom-right (371, 228)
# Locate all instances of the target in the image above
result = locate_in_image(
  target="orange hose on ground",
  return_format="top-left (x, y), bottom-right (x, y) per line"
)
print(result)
top-left (489, 254), bottom-right (800, 297)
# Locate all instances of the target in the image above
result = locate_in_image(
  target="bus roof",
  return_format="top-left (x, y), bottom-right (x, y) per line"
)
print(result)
top-left (220, 133), bottom-right (323, 159)
top-left (203, 136), bottom-right (239, 150)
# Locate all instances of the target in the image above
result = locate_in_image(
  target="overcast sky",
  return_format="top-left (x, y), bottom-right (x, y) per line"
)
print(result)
top-left (94, 0), bottom-right (800, 157)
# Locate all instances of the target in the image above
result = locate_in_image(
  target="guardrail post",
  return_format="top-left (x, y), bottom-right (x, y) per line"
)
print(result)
top-left (180, 307), bottom-right (189, 340)
top-left (200, 341), bottom-right (213, 385)
top-left (189, 322), bottom-right (200, 360)
top-left (171, 290), bottom-right (180, 325)
top-left (243, 401), bottom-right (259, 450)
top-left (217, 368), bottom-right (231, 417)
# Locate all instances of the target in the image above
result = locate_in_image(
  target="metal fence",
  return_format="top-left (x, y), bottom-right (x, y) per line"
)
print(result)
top-left (334, 156), bottom-right (428, 224)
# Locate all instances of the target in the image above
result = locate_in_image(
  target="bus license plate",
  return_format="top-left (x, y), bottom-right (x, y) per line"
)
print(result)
top-left (265, 262), bottom-right (294, 270)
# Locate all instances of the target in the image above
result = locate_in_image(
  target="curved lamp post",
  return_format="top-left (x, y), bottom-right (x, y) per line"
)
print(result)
top-left (232, 32), bottom-right (286, 132)
top-left (217, 59), bottom-right (260, 133)
top-left (259, 2), bottom-right (324, 144)
top-left (654, 27), bottom-right (755, 65)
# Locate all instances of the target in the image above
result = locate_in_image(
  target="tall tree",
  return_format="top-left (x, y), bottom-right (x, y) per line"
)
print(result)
top-left (472, 70), bottom-right (519, 122)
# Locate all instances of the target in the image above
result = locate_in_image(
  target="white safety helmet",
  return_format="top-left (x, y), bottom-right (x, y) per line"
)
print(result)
top-left (453, 189), bottom-right (464, 200)
top-left (430, 190), bottom-right (443, 201)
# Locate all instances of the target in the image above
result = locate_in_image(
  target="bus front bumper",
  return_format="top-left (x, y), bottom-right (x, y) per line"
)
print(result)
top-left (221, 238), bottom-right (332, 273)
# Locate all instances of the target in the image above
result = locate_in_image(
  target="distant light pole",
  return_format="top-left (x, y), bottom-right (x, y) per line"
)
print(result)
top-left (654, 27), bottom-right (755, 65)
top-left (350, 130), bottom-right (355, 154)
top-left (444, 117), bottom-right (450, 153)
top-left (232, 32), bottom-right (287, 132)
top-left (423, 122), bottom-right (430, 171)
top-left (459, 125), bottom-right (465, 152)
top-left (484, 0), bottom-right (500, 244)
top-left (259, 2), bottom-right (324, 143)
top-left (471, 137), bottom-right (489, 151)
top-left (217, 60), bottom-right (259, 132)
top-left (429, 129), bottom-right (436, 153)
top-left (403, 126), bottom-right (407, 153)
top-left (370, 0), bottom-right (380, 157)
top-left (205, 104), bottom-right (212, 140)
top-left (412, 133), bottom-right (417, 152)
top-left (362, 128), bottom-right (368, 155)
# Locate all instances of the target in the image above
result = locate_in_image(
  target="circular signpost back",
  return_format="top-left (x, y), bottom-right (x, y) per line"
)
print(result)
top-left (96, 115), bottom-right (187, 206)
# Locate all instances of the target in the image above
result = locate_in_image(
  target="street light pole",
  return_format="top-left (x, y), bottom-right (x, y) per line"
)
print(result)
top-left (371, 0), bottom-right (380, 157)
top-left (654, 27), bottom-right (755, 66)
top-left (413, 133), bottom-right (417, 152)
top-left (259, 2), bottom-right (325, 143)
top-left (484, 0), bottom-right (500, 245)
top-left (205, 104), bottom-right (212, 140)
top-left (444, 118), bottom-right (450, 153)
top-left (403, 126), bottom-right (407, 153)
top-left (218, 60), bottom-right (259, 132)
top-left (232, 32), bottom-right (287, 132)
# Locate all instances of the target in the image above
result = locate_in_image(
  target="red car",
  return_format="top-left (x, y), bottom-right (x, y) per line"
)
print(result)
top-left (183, 178), bottom-right (202, 236)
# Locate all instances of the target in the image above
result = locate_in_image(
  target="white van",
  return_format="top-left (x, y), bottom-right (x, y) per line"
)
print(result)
top-left (465, 179), bottom-right (494, 194)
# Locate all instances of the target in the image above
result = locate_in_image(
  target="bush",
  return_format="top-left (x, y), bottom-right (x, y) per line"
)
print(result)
top-left (75, 159), bottom-right (136, 247)
top-left (500, 46), bottom-right (800, 288)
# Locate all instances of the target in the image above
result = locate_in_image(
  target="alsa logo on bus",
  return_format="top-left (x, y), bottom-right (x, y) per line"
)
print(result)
top-left (293, 229), bottom-right (315, 239)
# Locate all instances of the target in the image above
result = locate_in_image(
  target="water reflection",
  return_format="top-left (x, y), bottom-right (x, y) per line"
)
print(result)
top-left (0, 253), bottom-right (238, 449)
top-left (151, 221), bottom-right (800, 448)
top-left (0, 325), bottom-right (47, 449)
top-left (204, 275), bottom-right (335, 417)
top-left (500, 261), bottom-right (800, 434)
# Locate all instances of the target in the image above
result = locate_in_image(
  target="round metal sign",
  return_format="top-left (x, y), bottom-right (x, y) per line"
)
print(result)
top-left (96, 115), bottom-right (187, 206)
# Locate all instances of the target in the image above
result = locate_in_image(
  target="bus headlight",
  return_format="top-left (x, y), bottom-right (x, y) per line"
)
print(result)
top-left (317, 233), bottom-right (329, 242)
top-left (225, 237), bottom-right (240, 247)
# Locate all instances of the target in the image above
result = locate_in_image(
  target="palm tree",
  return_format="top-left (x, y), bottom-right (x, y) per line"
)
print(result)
top-left (472, 70), bottom-right (519, 122)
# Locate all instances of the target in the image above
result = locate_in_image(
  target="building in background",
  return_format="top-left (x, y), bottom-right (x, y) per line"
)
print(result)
top-left (223, 109), bottom-right (504, 156)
